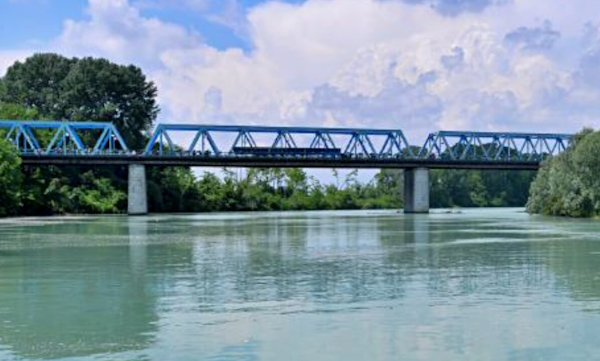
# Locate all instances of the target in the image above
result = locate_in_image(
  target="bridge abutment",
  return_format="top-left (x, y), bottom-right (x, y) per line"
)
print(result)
top-left (404, 167), bottom-right (429, 214)
top-left (128, 164), bottom-right (148, 216)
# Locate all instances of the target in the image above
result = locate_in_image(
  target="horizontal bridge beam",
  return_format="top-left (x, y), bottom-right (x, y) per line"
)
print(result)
top-left (434, 130), bottom-right (573, 138)
top-left (19, 154), bottom-right (543, 170)
top-left (147, 123), bottom-right (407, 135)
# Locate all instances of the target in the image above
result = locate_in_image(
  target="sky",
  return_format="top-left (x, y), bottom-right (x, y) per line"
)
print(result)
top-left (1, 0), bottom-right (600, 144)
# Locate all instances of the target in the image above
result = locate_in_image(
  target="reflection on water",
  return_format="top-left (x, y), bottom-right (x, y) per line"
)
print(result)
top-left (0, 209), bottom-right (600, 360)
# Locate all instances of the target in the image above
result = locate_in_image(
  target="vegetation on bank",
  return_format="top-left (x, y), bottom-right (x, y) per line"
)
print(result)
top-left (0, 139), bottom-right (23, 216)
top-left (0, 53), bottom-right (535, 217)
top-left (527, 129), bottom-right (600, 218)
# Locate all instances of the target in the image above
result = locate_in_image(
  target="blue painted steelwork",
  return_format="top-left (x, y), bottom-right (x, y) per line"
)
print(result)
top-left (1, 120), bottom-right (573, 167)
top-left (144, 124), bottom-right (413, 158)
top-left (0, 120), bottom-right (129, 154)
top-left (232, 146), bottom-right (342, 158)
top-left (420, 131), bottom-right (572, 161)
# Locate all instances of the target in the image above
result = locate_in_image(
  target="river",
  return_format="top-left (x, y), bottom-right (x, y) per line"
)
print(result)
top-left (0, 209), bottom-right (599, 360)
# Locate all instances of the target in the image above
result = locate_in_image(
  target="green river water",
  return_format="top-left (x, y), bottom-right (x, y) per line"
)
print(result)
top-left (0, 209), bottom-right (599, 361)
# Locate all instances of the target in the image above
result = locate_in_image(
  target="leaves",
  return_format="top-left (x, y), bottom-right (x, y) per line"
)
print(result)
top-left (0, 139), bottom-right (23, 216)
top-left (0, 53), bottom-right (158, 148)
top-left (431, 169), bottom-right (535, 208)
top-left (527, 129), bottom-right (600, 218)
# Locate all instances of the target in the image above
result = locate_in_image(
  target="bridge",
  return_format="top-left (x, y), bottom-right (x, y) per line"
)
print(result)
top-left (0, 120), bottom-right (572, 215)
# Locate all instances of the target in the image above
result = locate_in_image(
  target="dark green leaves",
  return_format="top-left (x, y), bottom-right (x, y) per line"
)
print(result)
top-left (0, 53), bottom-right (158, 148)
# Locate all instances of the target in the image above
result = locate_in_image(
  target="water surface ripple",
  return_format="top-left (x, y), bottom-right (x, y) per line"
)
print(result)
top-left (0, 209), bottom-right (599, 360)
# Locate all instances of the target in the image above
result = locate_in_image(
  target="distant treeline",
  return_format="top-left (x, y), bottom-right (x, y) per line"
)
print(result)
top-left (0, 53), bottom-right (535, 217)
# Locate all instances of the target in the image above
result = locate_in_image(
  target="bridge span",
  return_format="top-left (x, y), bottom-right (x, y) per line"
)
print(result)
top-left (0, 120), bottom-right (572, 215)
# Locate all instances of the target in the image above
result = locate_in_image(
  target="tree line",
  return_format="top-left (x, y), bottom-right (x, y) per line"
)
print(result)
top-left (0, 53), bottom-right (535, 217)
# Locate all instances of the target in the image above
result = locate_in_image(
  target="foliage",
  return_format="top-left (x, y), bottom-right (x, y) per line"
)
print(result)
top-left (0, 139), bottom-right (23, 216)
top-left (0, 54), bottom-right (75, 116)
top-left (431, 169), bottom-right (535, 208)
top-left (0, 53), bottom-right (155, 216)
top-left (0, 103), bottom-right (41, 120)
top-left (141, 167), bottom-right (530, 214)
top-left (0, 53), bottom-right (158, 148)
top-left (0, 53), bottom-right (537, 217)
top-left (17, 167), bottom-right (127, 215)
top-left (527, 129), bottom-right (600, 217)
top-left (59, 58), bottom-right (159, 148)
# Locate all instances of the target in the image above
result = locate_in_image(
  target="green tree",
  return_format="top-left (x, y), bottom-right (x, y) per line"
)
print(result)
top-left (527, 129), bottom-right (598, 217)
top-left (0, 139), bottom-right (23, 216)
top-left (59, 58), bottom-right (158, 148)
top-left (74, 172), bottom-right (127, 214)
top-left (0, 54), bottom-right (75, 116)
top-left (0, 54), bottom-right (160, 216)
top-left (1, 54), bottom-right (158, 148)
top-left (0, 103), bottom-right (41, 120)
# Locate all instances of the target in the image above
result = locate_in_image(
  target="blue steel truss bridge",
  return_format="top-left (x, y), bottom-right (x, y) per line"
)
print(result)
top-left (1, 121), bottom-right (572, 171)
top-left (0, 120), bottom-right (573, 215)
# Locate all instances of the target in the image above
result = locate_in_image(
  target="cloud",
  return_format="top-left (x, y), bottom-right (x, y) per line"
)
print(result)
top-left (0, 51), bottom-right (31, 77)
top-left (4, 0), bottom-right (600, 139)
top-left (133, 0), bottom-right (209, 11)
top-left (55, 0), bottom-right (202, 68)
top-left (504, 20), bottom-right (560, 51)
top-left (389, 0), bottom-right (510, 16)
top-left (441, 47), bottom-right (465, 70)
top-left (143, 0), bottom-right (600, 134)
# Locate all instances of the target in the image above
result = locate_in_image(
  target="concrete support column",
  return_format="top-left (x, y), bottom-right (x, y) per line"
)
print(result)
top-left (404, 167), bottom-right (429, 214)
top-left (128, 164), bottom-right (148, 215)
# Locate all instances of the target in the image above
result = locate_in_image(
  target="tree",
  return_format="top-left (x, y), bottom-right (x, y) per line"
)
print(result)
top-left (0, 54), bottom-right (159, 216)
top-left (527, 128), bottom-right (599, 218)
top-left (0, 103), bottom-right (41, 120)
top-left (59, 58), bottom-right (159, 148)
top-left (0, 139), bottom-right (23, 216)
top-left (0, 53), bottom-right (541, 216)
top-left (0, 54), bottom-right (75, 116)
top-left (0, 54), bottom-right (159, 148)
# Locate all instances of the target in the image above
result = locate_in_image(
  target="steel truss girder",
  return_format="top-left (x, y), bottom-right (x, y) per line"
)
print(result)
top-left (2, 120), bottom-right (572, 164)
top-left (143, 124), bottom-right (414, 158)
top-left (0, 120), bottom-right (129, 154)
top-left (420, 131), bottom-right (572, 162)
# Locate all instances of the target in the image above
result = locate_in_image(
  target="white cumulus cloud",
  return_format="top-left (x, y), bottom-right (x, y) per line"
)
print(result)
top-left (5, 0), bottom-right (600, 141)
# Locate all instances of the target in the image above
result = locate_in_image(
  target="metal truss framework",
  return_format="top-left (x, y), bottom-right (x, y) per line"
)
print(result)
top-left (144, 124), bottom-right (414, 158)
top-left (1, 120), bottom-right (573, 165)
top-left (419, 131), bottom-right (571, 161)
top-left (0, 120), bottom-right (129, 154)
top-left (144, 124), bottom-right (571, 162)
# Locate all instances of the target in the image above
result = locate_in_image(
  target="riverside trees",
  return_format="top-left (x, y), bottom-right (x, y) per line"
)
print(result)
top-left (0, 53), bottom-right (537, 216)
top-left (0, 54), bottom-right (156, 214)
top-left (527, 129), bottom-right (600, 217)
top-left (0, 139), bottom-right (23, 217)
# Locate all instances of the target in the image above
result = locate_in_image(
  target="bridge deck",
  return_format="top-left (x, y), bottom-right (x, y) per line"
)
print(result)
top-left (20, 154), bottom-right (541, 170)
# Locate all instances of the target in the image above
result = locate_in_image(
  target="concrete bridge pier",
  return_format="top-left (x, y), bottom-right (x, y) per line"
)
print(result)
top-left (404, 168), bottom-right (429, 214)
top-left (128, 164), bottom-right (148, 215)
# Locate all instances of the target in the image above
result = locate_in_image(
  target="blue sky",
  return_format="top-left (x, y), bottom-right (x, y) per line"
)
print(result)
top-left (0, 0), bottom-right (304, 51)
top-left (1, 0), bottom-right (600, 140)
top-left (0, 0), bottom-right (85, 48)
